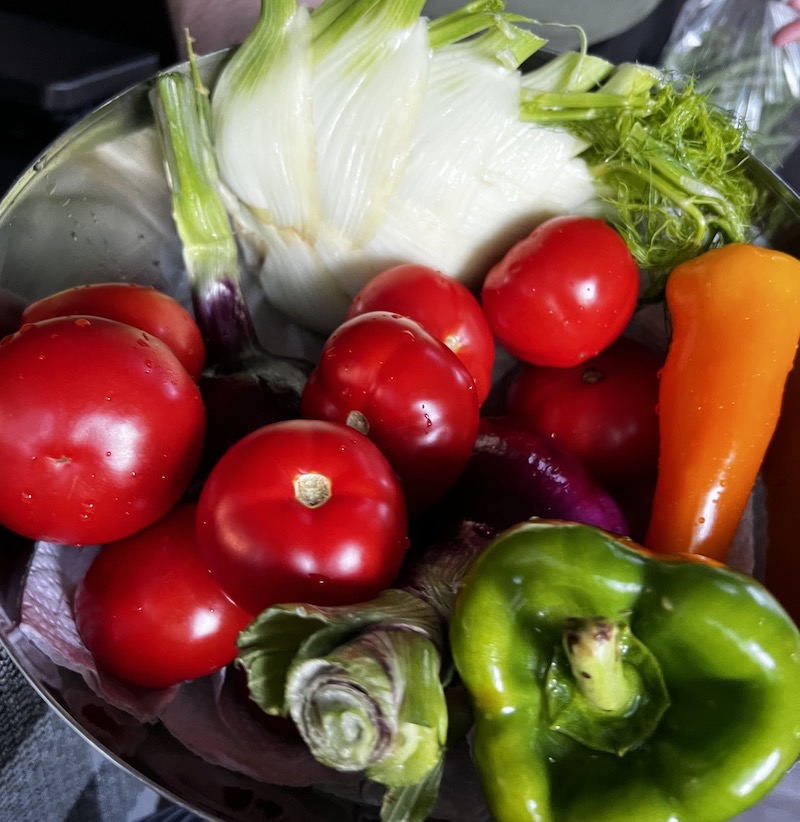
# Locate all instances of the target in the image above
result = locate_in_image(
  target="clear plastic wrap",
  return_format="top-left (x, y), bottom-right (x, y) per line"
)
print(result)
top-left (660, 0), bottom-right (800, 169)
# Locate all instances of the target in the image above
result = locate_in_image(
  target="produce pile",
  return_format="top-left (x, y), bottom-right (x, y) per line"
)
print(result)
top-left (1, 1), bottom-right (800, 821)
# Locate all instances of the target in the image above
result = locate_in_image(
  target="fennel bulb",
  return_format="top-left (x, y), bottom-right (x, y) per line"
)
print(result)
top-left (211, 0), bottom-right (596, 333)
top-left (208, 0), bottom-right (757, 334)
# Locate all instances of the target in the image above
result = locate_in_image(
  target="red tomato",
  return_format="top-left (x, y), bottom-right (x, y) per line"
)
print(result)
top-left (75, 504), bottom-right (251, 689)
top-left (0, 316), bottom-right (206, 545)
top-left (346, 264), bottom-right (495, 404)
top-left (506, 336), bottom-right (663, 487)
top-left (196, 419), bottom-right (408, 615)
top-left (301, 311), bottom-right (480, 512)
top-left (481, 216), bottom-right (640, 367)
top-left (22, 282), bottom-right (205, 379)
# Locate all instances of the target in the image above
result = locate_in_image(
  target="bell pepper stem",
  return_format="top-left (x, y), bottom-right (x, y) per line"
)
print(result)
top-left (563, 617), bottom-right (633, 714)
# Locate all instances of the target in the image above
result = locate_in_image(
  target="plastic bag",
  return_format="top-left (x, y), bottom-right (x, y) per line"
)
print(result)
top-left (660, 0), bottom-right (800, 169)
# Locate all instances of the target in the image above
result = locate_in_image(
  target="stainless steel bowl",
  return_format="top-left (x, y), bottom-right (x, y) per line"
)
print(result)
top-left (1, 51), bottom-right (799, 822)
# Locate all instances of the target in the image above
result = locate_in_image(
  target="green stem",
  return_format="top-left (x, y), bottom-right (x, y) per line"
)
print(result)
top-left (468, 23), bottom-right (547, 70)
top-left (311, 0), bottom-right (426, 55)
top-left (152, 73), bottom-right (237, 279)
top-left (151, 67), bottom-right (260, 364)
top-left (521, 91), bottom-right (649, 121)
top-left (600, 62), bottom-right (660, 98)
top-left (426, 0), bottom-right (507, 48)
top-left (426, 1), bottom-right (546, 69)
top-left (229, 0), bottom-right (299, 95)
top-left (563, 617), bottom-right (633, 714)
top-left (522, 62), bottom-right (658, 121)
top-left (520, 50), bottom-right (615, 94)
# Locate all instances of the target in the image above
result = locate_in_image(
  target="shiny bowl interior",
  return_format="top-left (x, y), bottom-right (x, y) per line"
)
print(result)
top-left (1, 51), bottom-right (799, 822)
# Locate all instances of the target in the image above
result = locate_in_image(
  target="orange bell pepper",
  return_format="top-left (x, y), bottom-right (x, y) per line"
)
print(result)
top-left (645, 243), bottom-right (800, 560)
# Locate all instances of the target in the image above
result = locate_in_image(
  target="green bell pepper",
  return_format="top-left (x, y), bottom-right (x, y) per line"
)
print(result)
top-left (449, 519), bottom-right (800, 822)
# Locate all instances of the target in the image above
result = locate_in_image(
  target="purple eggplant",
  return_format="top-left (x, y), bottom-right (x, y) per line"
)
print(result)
top-left (438, 416), bottom-right (629, 536)
top-left (190, 276), bottom-right (312, 490)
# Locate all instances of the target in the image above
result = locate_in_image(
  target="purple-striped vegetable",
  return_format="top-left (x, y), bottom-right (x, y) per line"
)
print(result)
top-left (440, 416), bottom-right (629, 536)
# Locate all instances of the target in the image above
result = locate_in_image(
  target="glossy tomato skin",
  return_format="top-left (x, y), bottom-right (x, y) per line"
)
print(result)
top-left (346, 264), bottom-right (495, 404)
top-left (0, 316), bottom-right (206, 545)
top-left (301, 311), bottom-right (481, 513)
top-left (481, 216), bottom-right (640, 367)
top-left (506, 336), bottom-right (663, 487)
top-left (196, 419), bottom-right (408, 615)
top-left (75, 504), bottom-right (251, 689)
top-left (22, 282), bottom-right (205, 379)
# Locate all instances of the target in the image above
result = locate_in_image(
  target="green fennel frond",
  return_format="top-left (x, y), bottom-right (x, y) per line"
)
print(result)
top-left (524, 67), bottom-right (759, 299)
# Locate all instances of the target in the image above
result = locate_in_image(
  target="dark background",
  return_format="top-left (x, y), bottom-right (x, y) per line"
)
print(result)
top-left (0, 0), bottom-right (178, 63)
top-left (0, 0), bottom-right (177, 191)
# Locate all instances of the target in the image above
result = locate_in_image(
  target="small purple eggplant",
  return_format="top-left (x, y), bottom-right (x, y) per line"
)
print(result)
top-left (440, 416), bottom-right (629, 536)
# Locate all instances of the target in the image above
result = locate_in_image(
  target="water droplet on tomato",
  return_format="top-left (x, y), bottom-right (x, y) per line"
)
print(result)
top-left (21, 490), bottom-right (33, 503)
top-left (307, 574), bottom-right (332, 586)
top-left (74, 318), bottom-right (91, 328)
